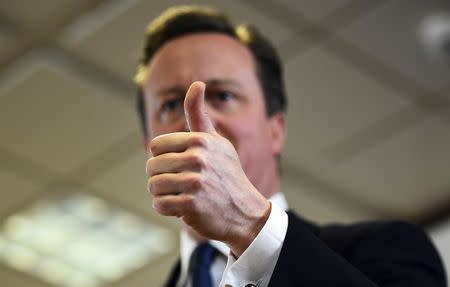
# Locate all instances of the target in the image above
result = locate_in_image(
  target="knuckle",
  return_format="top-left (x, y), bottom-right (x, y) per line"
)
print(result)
top-left (186, 151), bottom-right (207, 170)
top-left (189, 134), bottom-right (209, 148)
top-left (182, 195), bottom-right (195, 214)
top-left (184, 173), bottom-right (204, 190)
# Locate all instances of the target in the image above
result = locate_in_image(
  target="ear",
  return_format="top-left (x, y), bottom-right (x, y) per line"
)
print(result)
top-left (268, 112), bottom-right (286, 156)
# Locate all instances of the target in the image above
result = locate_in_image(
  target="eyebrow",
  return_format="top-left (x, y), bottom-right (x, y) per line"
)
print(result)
top-left (156, 86), bottom-right (185, 97)
top-left (156, 79), bottom-right (242, 97)
top-left (205, 79), bottom-right (242, 88)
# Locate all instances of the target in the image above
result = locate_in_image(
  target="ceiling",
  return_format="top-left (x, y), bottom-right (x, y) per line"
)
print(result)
top-left (0, 0), bottom-right (449, 286)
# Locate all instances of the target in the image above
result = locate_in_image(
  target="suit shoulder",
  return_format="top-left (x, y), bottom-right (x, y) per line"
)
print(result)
top-left (321, 220), bottom-right (446, 285)
top-left (316, 220), bottom-right (435, 257)
top-left (274, 214), bottom-right (446, 286)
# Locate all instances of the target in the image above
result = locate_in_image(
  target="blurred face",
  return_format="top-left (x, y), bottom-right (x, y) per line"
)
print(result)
top-left (142, 33), bottom-right (285, 198)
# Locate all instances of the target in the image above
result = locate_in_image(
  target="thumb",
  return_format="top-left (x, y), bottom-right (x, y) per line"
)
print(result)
top-left (184, 81), bottom-right (216, 133)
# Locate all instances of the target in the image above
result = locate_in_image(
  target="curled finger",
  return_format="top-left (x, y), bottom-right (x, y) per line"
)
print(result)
top-left (146, 150), bottom-right (206, 176)
top-left (152, 193), bottom-right (194, 217)
top-left (148, 172), bottom-right (203, 196)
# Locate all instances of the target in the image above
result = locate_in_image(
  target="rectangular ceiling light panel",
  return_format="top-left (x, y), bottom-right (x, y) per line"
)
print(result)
top-left (0, 193), bottom-right (173, 287)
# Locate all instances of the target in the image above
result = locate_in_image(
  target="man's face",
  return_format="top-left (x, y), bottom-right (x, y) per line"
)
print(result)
top-left (142, 33), bottom-right (285, 198)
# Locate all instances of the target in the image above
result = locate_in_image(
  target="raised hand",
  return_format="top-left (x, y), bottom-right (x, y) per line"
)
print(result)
top-left (146, 81), bottom-right (271, 256)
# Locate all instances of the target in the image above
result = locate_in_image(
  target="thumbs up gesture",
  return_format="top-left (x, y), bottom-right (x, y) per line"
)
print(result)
top-left (146, 81), bottom-right (270, 256)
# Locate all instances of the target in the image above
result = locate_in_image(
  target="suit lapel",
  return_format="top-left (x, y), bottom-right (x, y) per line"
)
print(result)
top-left (162, 259), bottom-right (181, 287)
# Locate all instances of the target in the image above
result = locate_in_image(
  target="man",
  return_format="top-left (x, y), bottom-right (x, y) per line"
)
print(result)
top-left (134, 5), bottom-right (446, 287)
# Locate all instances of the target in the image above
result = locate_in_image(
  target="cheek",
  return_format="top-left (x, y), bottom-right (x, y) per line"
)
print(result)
top-left (232, 120), bottom-right (274, 189)
top-left (229, 117), bottom-right (273, 164)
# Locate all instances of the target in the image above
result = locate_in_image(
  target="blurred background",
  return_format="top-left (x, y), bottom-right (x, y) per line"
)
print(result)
top-left (0, 0), bottom-right (449, 286)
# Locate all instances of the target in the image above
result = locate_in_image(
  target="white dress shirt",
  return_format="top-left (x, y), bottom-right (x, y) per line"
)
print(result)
top-left (177, 193), bottom-right (289, 287)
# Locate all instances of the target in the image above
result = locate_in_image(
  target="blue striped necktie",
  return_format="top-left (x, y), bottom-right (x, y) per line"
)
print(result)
top-left (191, 242), bottom-right (217, 287)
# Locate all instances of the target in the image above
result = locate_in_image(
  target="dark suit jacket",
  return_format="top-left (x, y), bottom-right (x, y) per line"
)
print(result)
top-left (163, 211), bottom-right (447, 287)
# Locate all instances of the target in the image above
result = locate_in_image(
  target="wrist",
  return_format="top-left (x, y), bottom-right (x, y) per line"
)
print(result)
top-left (227, 200), bottom-right (272, 257)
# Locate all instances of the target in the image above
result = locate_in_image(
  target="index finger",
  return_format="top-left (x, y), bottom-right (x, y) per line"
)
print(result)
top-left (150, 132), bottom-right (209, 156)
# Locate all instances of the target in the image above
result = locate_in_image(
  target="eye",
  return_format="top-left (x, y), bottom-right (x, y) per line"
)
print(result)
top-left (208, 90), bottom-right (236, 104)
top-left (161, 99), bottom-right (182, 112)
top-left (216, 91), bottom-right (234, 101)
top-left (207, 89), bottom-right (239, 111)
top-left (159, 98), bottom-right (184, 123)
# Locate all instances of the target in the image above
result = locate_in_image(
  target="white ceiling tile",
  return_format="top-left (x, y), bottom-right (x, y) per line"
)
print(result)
top-left (63, 0), bottom-right (296, 82)
top-left (0, 191), bottom-right (174, 287)
top-left (0, 0), bottom-right (92, 31)
top-left (204, 0), bottom-right (295, 45)
top-left (283, 46), bottom-right (410, 167)
top-left (60, 0), bottom-right (140, 46)
top-left (338, 0), bottom-right (450, 92)
top-left (331, 118), bottom-right (450, 216)
top-left (276, 0), bottom-right (352, 21)
top-left (0, 171), bottom-right (39, 218)
top-left (90, 150), bottom-right (179, 231)
top-left (0, 60), bottom-right (137, 174)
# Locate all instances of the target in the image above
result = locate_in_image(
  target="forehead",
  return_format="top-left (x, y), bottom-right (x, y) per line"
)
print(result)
top-left (144, 33), bottom-right (257, 89)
